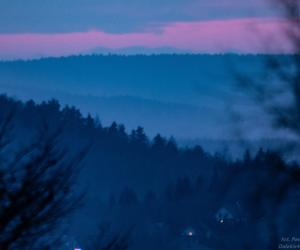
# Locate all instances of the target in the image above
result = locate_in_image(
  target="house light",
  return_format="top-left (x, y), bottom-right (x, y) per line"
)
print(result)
top-left (188, 231), bottom-right (194, 237)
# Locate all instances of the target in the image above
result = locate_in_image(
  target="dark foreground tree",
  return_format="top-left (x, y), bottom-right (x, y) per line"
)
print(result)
top-left (226, 1), bottom-right (300, 248)
top-left (236, 0), bottom-right (300, 140)
top-left (0, 112), bottom-right (88, 250)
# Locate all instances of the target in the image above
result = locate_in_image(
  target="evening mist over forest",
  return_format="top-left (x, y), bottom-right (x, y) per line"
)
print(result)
top-left (1, 0), bottom-right (300, 250)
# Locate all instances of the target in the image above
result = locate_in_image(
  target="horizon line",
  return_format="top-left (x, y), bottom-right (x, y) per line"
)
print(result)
top-left (1, 52), bottom-right (298, 63)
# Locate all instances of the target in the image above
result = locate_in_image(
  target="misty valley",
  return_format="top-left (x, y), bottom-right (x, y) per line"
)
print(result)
top-left (0, 54), bottom-right (300, 250)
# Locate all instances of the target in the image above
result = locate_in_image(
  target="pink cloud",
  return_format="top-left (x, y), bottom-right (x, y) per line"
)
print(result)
top-left (0, 18), bottom-right (295, 59)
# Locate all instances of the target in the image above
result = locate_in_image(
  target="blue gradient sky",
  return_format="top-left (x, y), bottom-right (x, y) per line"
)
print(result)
top-left (0, 0), bottom-right (276, 33)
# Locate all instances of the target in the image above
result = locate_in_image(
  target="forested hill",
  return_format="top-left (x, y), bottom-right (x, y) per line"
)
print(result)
top-left (0, 94), bottom-right (223, 194)
top-left (0, 94), bottom-right (297, 249)
top-left (0, 54), bottom-right (278, 138)
top-left (0, 54), bottom-right (267, 104)
top-left (0, 94), bottom-right (291, 198)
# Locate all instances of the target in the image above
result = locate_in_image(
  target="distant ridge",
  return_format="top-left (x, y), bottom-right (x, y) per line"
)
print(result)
top-left (0, 54), bottom-right (289, 139)
top-left (0, 51), bottom-right (293, 62)
top-left (87, 46), bottom-right (193, 56)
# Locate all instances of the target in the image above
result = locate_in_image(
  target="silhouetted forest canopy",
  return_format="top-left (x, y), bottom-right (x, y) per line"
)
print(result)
top-left (0, 94), bottom-right (300, 249)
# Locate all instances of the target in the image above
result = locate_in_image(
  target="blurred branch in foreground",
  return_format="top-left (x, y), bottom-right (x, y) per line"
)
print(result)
top-left (0, 111), bottom-right (88, 250)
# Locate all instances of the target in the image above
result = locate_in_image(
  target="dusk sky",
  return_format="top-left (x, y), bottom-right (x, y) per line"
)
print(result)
top-left (0, 0), bottom-right (292, 59)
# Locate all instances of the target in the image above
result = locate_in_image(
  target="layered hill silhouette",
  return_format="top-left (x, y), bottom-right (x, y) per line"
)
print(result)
top-left (0, 54), bottom-right (271, 138)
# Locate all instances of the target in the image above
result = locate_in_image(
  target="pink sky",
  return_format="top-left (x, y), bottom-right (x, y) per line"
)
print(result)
top-left (0, 18), bottom-right (295, 59)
